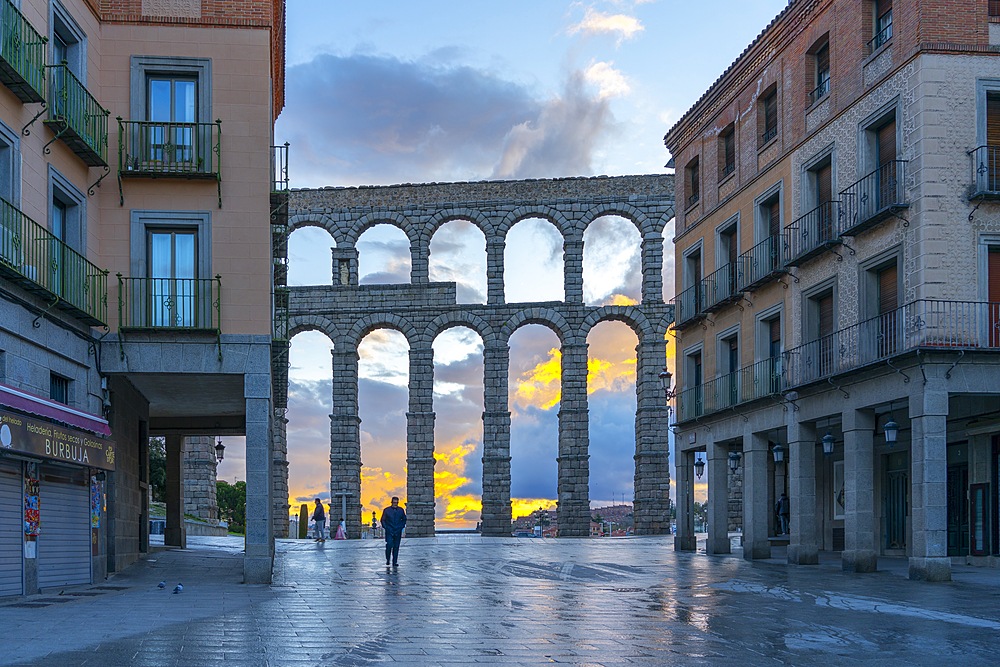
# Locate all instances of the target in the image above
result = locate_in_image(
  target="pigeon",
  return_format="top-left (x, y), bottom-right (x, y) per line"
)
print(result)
top-left (173, 583), bottom-right (183, 594)
top-left (157, 581), bottom-right (166, 589)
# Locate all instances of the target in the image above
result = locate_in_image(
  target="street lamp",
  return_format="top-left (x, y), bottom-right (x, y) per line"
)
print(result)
top-left (215, 436), bottom-right (225, 463)
top-left (771, 442), bottom-right (785, 465)
top-left (728, 450), bottom-right (742, 472)
top-left (821, 432), bottom-right (835, 456)
top-left (694, 453), bottom-right (706, 479)
top-left (658, 367), bottom-right (674, 400)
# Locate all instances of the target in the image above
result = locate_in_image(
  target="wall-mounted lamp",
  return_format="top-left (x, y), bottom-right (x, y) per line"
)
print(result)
top-left (215, 436), bottom-right (226, 463)
top-left (694, 453), bottom-right (706, 479)
top-left (659, 367), bottom-right (675, 402)
top-left (821, 432), bottom-right (835, 456)
top-left (771, 442), bottom-right (785, 465)
top-left (728, 450), bottom-right (742, 472)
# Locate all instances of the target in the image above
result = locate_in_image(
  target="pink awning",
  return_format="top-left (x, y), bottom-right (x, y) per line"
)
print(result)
top-left (0, 383), bottom-right (111, 437)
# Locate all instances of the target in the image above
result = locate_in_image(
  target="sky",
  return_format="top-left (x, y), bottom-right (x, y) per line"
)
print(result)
top-left (217, 0), bottom-right (788, 528)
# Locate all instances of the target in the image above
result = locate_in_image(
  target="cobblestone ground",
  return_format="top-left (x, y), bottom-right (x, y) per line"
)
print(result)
top-left (1, 535), bottom-right (998, 666)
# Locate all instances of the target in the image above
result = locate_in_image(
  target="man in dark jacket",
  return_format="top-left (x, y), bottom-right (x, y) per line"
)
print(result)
top-left (380, 496), bottom-right (407, 566)
top-left (312, 498), bottom-right (326, 542)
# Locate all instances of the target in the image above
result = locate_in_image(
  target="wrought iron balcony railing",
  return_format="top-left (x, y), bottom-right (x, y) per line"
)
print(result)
top-left (839, 160), bottom-right (907, 235)
top-left (0, 0), bottom-right (45, 103)
top-left (736, 235), bottom-right (784, 292)
top-left (117, 275), bottom-right (221, 331)
top-left (686, 192), bottom-right (700, 208)
top-left (0, 197), bottom-right (107, 326)
top-left (808, 78), bottom-right (830, 107)
top-left (271, 143), bottom-right (289, 192)
top-left (675, 356), bottom-right (783, 423)
top-left (760, 126), bottom-right (777, 146)
top-left (782, 300), bottom-right (1000, 388)
top-left (866, 19), bottom-right (892, 55)
top-left (782, 200), bottom-right (840, 266)
top-left (671, 282), bottom-right (705, 329)
top-left (44, 64), bottom-right (109, 167)
top-left (969, 146), bottom-right (1000, 199)
top-left (118, 119), bottom-right (221, 178)
top-left (702, 263), bottom-right (740, 313)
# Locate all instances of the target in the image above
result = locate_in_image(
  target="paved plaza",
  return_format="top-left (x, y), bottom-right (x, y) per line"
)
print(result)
top-left (1, 535), bottom-right (998, 666)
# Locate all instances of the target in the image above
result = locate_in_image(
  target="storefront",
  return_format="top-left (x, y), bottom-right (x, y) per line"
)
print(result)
top-left (0, 384), bottom-right (114, 596)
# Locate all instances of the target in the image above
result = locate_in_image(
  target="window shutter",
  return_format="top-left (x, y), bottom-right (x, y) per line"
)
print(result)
top-left (989, 249), bottom-right (1000, 303)
top-left (765, 93), bottom-right (778, 134)
top-left (878, 264), bottom-right (898, 314)
top-left (877, 119), bottom-right (896, 166)
top-left (768, 198), bottom-right (780, 237)
top-left (817, 44), bottom-right (830, 80)
top-left (877, 0), bottom-right (892, 20)
top-left (769, 318), bottom-right (781, 344)
top-left (987, 94), bottom-right (1000, 147)
top-left (818, 294), bottom-right (834, 336)
top-left (817, 163), bottom-right (833, 205)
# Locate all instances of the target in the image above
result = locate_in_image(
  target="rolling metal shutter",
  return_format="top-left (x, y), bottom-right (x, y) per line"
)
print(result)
top-left (37, 466), bottom-right (90, 590)
top-left (0, 460), bottom-right (21, 597)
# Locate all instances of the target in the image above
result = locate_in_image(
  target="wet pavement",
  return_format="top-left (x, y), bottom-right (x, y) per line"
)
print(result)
top-left (1, 534), bottom-right (998, 666)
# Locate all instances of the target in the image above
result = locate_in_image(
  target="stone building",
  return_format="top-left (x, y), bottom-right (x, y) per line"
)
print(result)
top-left (0, 0), bottom-right (285, 595)
top-left (665, 0), bottom-right (1000, 579)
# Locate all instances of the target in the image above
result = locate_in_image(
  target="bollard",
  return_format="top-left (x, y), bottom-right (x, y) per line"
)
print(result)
top-left (298, 504), bottom-right (308, 539)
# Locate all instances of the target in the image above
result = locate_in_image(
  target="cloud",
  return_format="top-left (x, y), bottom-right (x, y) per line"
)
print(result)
top-left (584, 61), bottom-right (631, 99)
top-left (277, 53), bottom-right (617, 187)
top-left (569, 9), bottom-right (644, 43)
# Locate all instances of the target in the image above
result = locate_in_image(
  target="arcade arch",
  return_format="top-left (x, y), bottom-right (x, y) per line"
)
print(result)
top-left (583, 215), bottom-right (642, 306)
top-left (429, 220), bottom-right (487, 304)
top-left (288, 226), bottom-right (337, 286)
top-left (504, 217), bottom-right (564, 303)
top-left (358, 223), bottom-right (412, 284)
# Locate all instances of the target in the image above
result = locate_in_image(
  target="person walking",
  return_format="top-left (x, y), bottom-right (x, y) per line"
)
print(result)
top-left (776, 492), bottom-right (790, 536)
top-left (380, 496), bottom-right (406, 566)
top-left (312, 498), bottom-right (327, 542)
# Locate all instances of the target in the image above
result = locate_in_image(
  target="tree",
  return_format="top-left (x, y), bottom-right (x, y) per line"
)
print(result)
top-left (217, 480), bottom-right (246, 533)
top-left (149, 437), bottom-right (166, 502)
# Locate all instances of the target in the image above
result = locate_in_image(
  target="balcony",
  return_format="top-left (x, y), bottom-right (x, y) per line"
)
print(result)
top-left (670, 282), bottom-right (705, 330)
top-left (782, 300), bottom-right (1000, 388)
top-left (969, 146), bottom-right (1000, 199)
top-left (271, 143), bottom-right (289, 192)
top-left (0, 197), bottom-right (107, 326)
top-left (675, 357), bottom-right (783, 423)
top-left (839, 160), bottom-right (908, 235)
top-left (117, 275), bottom-right (221, 332)
top-left (782, 201), bottom-right (840, 267)
top-left (44, 64), bottom-right (109, 167)
top-left (808, 78), bottom-right (830, 107)
top-left (0, 0), bottom-right (45, 103)
top-left (736, 235), bottom-right (784, 292)
top-left (702, 263), bottom-right (740, 313)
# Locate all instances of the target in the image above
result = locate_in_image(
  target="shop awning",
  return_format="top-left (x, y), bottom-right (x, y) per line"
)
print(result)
top-left (0, 383), bottom-right (111, 437)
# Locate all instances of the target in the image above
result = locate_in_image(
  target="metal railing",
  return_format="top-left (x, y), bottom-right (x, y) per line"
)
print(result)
top-left (118, 119), bottom-right (221, 177)
top-left (736, 235), bottom-right (783, 292)
top-left (46, 63), bottom-right (109, 166)
top-left (783, 300), bottom-right (1000, 388)
top-left (782, 201), bottom-right (839, 266)
top-left (969, 146), bottom-right (1000, 197)
top-left (0, 197), bottom-right (107, 325)
top-left (671, 282), bottom-right (704, 328)
top-left (839, 160), bottom-right (907, 235)
top-left (720, 163), bottom-right (735, 179)
top-left (117, 275), bottom-right (221, 331)
top-left (866, 19), bottom-right (892, 55)
top-left (271, 143), bottom-right (289, 191)
top-left (0, 0), bottom-right (45, 103)
top-left (760, 126), bottom-right (777, 146)
top-left (702, 263), bottom-right (739, 312)
top-left (675, 357), bottom-right (783, 422)
top-left (686, 192), bottom-right (700, 208)
top-left (808, 77), bottom-right (830, 106)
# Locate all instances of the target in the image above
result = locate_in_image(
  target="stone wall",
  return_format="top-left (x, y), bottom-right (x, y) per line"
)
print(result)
top-left (183, 435), bottom-right (219, 521)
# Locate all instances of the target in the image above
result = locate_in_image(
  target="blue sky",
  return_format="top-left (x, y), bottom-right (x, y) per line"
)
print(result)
top-left (217, 0), bottom-right (789, 526)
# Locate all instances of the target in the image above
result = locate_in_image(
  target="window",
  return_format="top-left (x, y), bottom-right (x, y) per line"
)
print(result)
top-left (49, 2), bottom-right (86, 81)
top-left (50, 373), bottom-right (69, 404)
top-left (717, 218), bottom-right (738, 296)
top-left (719, 124), bottom-right (735, 179)
top-left (685, 157), bottom-right (700, 208)
top-left (809, 39), bottom-right (830, 106)
top-left (683, 349), bottom-right (704, 419)
top-left (757, 190), bottom-right (781, 240)
top-left (806, 285), bottom-right (836, 376)
top-left (862, 254), bottom-right (900, 356)
top-left (869, 0), bottom-right (893, 53)
top-left (804, 154), bottom-right (834, 242)
top-left (992, 0), bottom-right (1000, 17)
top-left (756, 309), bottom-right (783, 394)
top-left (718, 330), bottom-right (740, 406)
top-left (147, 75), bottom-right (198, 165)
top-left (48, 167), bottom-right (85, 298)
top-left (759, 86), bottom-right (778, 146)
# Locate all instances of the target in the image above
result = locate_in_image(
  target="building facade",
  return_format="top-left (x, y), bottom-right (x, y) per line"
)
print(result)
top-left (0, 0), bottom-right (284, 596)
top-left (665, 0), bottom-right (1000, 580)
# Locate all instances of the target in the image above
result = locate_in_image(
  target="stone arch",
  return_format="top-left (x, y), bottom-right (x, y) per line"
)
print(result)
top-left (345, 313), bottom-right (420, 350)
top-left (421, 209), bottom-right (494, 247)
top-left (288, 213), bottom-right (344, 246)
top-left (579, 204), bottom-right (650, 236)
top-left (345, 211), bottom-right (417, 247)
top-left (498, 205), bottom-right (573, 239)
top-left (579, 306), bottom-right (656, 342)
top-left (422, 311), bottom-right (499, 349)
top-left (499, 307), bottom-right (574, 347)
top-left (287, 315), bottom-right (340, 344)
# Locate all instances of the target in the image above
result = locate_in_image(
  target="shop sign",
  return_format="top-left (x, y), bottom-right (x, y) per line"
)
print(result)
top-left (0, 409), bottom-right (115, 471)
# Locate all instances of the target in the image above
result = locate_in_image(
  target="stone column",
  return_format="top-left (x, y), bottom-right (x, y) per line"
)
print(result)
top-left (271, 409), bottom-right (290, 538)
top-left (486, 237), bottom-right (505, 305)
top-left (406, 344), bottom-right (436, 537)
top-left (742, 432), bottom-right (771, 560)
top-left (909, 376), bottom-right (951, 581)
top-left (675, 449), bottom-right (696, 551)
top-left (411, 237), bottom-right (429, 285)
top-left (481, 344), bottom-right (512, 536)
top-left (244, 355), bottom-right (274, 583)
top-left (164, 434), bottom-right (186, 548)
top-left (706, 435), bottom-right (730, 554)
top-left (787, 418), bottom-right (818, 565)
top-left (633, 338), bottom-right (671, 534)
top-left (557, 341), bottom-right (590, 536)
top-left (640, 233), bottom-right (665, 304)
top-left (563, 232), bottom-right (584, 304)
top-left (183, 435), bottom-right (218, 521)
top-left (842, 408), bottom-right (877, 573)
top-left (330, 348), bottom-right (362, 540)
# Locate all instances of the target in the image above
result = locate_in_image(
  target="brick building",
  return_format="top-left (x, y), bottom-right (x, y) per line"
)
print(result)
top-left (664, 0), bottom-right (1000, 579)
top-left (0, 0), bottom-right (285, 596)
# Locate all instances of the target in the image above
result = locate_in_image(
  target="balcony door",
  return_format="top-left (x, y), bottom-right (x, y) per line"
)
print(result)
top-left (148, 229), bottom-right (197, 327)
top-left (990, 248), bottom-right (1000, 346)
top-left (875, 117), bottom-right (897, 212)
top-left (986, 93), bottom-right (1000, 191)
top-left (877, 263), bottom-right (898, 357)
top-left (147, 76), bottom-right (197, 168)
